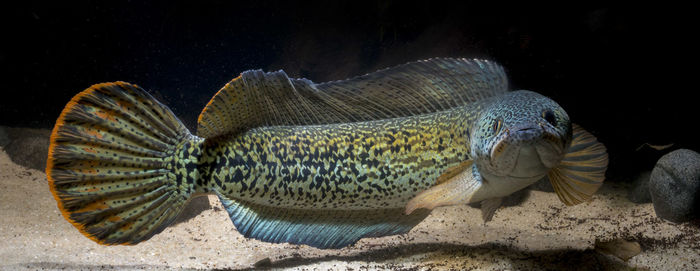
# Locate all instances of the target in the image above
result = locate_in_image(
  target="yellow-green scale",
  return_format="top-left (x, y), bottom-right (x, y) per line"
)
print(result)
top-left (200, 105), bottom-right (480, 210)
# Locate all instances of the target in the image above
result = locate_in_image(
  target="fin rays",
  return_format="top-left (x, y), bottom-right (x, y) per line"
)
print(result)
top-left (219, 194), bottom-right (430, 249)
top-left (47, 82), bottom-right (195, 245)
top-left (197, 58), bottom-right (508, 138)
top-left (548, 124), bottom-right (608, 206)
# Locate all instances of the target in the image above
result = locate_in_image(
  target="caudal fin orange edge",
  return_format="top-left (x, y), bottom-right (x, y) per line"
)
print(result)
top-left (45, 82), bottom-right (137, 246)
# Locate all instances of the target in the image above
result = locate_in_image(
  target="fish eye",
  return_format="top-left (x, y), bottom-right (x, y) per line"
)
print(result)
top-left (542, 110), bottom-right (557, 125)
top-left (492, 118), bottom-right (503, 134)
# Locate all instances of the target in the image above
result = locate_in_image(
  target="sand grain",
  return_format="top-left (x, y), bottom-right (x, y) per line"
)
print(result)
top-left (1, 147), bottom-right (698, 270)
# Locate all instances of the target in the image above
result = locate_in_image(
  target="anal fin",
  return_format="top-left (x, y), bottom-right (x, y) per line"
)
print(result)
top-left (217, 194), bottom-right (430, 249)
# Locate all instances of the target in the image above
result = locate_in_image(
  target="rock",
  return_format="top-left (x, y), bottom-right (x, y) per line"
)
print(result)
top-left (0, 126), bottom-right (51, 172)
top-left (628, 171), bottom-right (652, 203)
top-left (649, 149), bottom-right (700, 223)
top-left (0, 126), bottom-right (9, 147)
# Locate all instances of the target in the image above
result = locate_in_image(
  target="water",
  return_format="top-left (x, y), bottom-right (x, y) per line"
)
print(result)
top-left (1, 3), bottom-right (698, 270)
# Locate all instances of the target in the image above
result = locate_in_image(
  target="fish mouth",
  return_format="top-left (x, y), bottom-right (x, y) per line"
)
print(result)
top-left (507, 174), bottom-right (546, 180)
top-left (489, 123), bottom-right (566, 177)
top-left (507, 145), bottom-right (549, 179)
top-left (489, 124), bottom-right (544, 161)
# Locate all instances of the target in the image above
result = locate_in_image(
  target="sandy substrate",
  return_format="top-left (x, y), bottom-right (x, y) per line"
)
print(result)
top-left (1, 147), bottom-right (698, 270)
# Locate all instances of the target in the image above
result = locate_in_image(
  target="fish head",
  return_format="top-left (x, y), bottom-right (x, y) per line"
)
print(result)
top-left (470, 90), bottom-right (573, 183)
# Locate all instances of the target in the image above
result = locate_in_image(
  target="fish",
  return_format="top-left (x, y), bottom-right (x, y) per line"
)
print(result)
top-left (46, 58), bottom-right (608, 249)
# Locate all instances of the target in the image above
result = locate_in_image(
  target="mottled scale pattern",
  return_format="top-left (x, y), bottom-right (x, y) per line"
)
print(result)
top-left (47, 58), bottom-right (516, 248)
top-left (199, 104), bottom-right (482, 210)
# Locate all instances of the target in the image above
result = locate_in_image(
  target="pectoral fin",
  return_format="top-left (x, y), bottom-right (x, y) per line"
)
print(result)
top-left (434, 160), bottom-right (473, 185)
top-left (405, 161), bottom-right (482, 215)
top-left (548, 124), bottom-right (608, 206)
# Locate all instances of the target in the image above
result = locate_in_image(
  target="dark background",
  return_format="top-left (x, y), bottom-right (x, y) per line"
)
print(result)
top-left (0, 1), bottom-right (693, 182)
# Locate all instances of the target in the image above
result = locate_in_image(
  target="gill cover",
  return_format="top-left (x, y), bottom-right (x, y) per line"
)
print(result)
top-left (405, 91), bottom-right (609, 219)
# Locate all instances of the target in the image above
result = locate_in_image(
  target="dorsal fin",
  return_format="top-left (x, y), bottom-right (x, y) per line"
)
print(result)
top-left (196, 58), bottom-right (508, 138)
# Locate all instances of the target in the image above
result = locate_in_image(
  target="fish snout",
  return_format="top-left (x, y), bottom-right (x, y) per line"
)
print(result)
top-left (489, 125), bottom-right (542, 161)
top-left (514, 127), bottom-right (541, 143)
top-left (489, 123), bottom-right (564, 172)
top-left (513, 123), bottom-right (566, 151)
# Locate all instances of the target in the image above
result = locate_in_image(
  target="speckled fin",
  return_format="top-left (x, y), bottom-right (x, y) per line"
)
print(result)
top-left (548, 124), bottom-right (609, 205)
top-left (218, 194), bottom-right (430, 249)
top-left (196, 58), bottom-right (508, 138)
top-left (47, 82), bottom-right (193, 245)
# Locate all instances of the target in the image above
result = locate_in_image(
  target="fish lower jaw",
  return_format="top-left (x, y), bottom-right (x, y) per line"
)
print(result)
top-left (479, 171), bottom-right (545, 199)
top-left (507, 173), bottom-right (546, 181)
top-left (481, 170), bottom-right (545, 182)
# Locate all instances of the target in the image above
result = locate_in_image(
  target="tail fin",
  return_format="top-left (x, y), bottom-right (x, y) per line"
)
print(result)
top-left (47, 82), bottom-right (202, 245)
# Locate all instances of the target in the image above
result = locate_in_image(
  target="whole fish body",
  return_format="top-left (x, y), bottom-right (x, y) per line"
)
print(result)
top-left (47, 58), bottom-right (608, 249)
